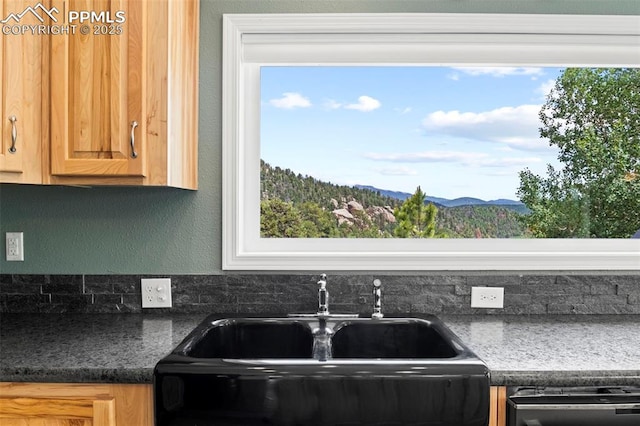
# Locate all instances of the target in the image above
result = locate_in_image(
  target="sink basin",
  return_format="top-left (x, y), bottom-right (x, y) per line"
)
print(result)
top-left (187, 319), bottom-right (313, 359)
top-left (155, 315), bottom-right (490, 426)
top-left (332, 319), bottom-right (458, 359)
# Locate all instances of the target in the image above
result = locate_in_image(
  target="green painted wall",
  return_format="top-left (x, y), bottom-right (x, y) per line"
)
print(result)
top-left (0, 0), bottom-right (638, 274)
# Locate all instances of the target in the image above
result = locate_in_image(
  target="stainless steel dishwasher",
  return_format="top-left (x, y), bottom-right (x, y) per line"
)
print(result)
top-left (507, 386), bottom-right (640, 426)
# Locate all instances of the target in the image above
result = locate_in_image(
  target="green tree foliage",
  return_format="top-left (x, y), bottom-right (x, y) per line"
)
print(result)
top-left (394, 186), bottom-right (438, 238)
top-left (260, 199), bottom-right (305, 237)
top-left (518, 68), bottom-right (640, 238)
top-left (518, 166), bottom-right (591, 237)
top-left (298, 202), bottom-right (340, 238)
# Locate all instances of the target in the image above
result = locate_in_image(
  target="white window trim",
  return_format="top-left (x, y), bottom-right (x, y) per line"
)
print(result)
top-left (222, 13), bottom-right (640, 271)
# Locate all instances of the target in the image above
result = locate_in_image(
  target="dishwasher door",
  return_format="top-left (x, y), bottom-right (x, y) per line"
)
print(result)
top-left (507, 387), bottom-right (640, 426)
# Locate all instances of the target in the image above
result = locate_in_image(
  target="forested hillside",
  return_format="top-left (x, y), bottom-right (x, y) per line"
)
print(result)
top-left (261, 160), bottom-right (400, 209)
top-left (437, 205), bottom-right (530, 238)
top-left (260, 160), bottom-right (529, 238)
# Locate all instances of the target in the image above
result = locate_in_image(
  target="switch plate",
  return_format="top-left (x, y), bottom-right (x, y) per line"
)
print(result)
top-left (6, 232), bottom-right (24, 261)
top-left (141, 278), bottom-right (172, 308)
top-left (471, 286), bottom-right (504, 308)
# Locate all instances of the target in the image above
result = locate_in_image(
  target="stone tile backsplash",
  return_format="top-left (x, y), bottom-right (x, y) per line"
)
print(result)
top-left (0, 273), bottom-right (638, 314)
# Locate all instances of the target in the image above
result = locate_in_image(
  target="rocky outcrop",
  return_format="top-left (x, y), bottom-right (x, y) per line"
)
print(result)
top-left (331, 198), bottom-right (395, 229)
top-left (332, 208), bottom-right (354, 226)
top-left (367, 205), bottom-right (396, 223)
top-left (347, 200), bottom-right (364, 212)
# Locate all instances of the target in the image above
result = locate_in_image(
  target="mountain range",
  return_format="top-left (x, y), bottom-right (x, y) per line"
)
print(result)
top-left (355, 185), bottom-right (526, 209)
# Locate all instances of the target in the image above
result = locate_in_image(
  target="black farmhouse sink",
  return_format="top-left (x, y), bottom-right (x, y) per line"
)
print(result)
top-left (154, 315), bottom-right (490, 426)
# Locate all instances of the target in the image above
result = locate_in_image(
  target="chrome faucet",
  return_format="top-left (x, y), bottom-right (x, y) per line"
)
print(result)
top-left (372, 278), bottom-right (383, 319)
top-left (288, 273), bottom-right (356, 319)
top-left (313, 274), bottom-right (332, 360)
top-left (317, 273), bottom-right (329, 316)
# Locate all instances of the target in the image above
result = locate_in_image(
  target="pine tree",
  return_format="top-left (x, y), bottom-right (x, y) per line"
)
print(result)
top-left (393, 186), bottom-right (438, 238)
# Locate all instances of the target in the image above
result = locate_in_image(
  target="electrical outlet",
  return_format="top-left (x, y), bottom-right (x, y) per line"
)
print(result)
top-left (471, 286), bottom-right (504, 309)
top-left (141, 278), bottom-right (172, 308)
top-left (6, 232), bottom-right (24, 261)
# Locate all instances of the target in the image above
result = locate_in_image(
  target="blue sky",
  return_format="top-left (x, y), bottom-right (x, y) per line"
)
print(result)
top-left (260, 66), bottom-right (563, 201)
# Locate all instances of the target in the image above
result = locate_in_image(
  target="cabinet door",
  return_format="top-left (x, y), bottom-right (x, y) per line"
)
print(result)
top-left (0, 383), bottom-right (152, 426)
top-left (0, 0), bottom-right (43, 183)
top-left (50, 0), bottom-right (143, 177)
top-left (0, 396), bottom-right (115, 426)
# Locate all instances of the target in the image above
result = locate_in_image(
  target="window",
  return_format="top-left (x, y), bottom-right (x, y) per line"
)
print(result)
top-left (222, 13), bottom-right (640, 270)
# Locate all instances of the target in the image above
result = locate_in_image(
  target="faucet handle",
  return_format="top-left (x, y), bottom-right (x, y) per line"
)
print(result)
top-left (318, 274), bottom-right (329, 315)
top-left (372, 278), bottom-right (383, 319)
top-left (318, 273), bottom-right (327, 288)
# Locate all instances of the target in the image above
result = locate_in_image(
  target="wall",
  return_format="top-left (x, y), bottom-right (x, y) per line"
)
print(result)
top-left (1, 0), bottom-right (639, 275)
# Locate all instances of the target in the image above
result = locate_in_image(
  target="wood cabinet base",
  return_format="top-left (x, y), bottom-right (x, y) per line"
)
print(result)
top-left (0, 382), bottom-right (153, 426)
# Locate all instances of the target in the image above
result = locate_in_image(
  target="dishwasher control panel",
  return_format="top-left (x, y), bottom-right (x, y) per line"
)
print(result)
top-left (507, 386), bottom-right (640, 426)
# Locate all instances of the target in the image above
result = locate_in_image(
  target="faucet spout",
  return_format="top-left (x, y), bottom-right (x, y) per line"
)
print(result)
top-left (312, 318), bottom-right (333, 361)
top-left (317, 273), bottom-right (329, 316)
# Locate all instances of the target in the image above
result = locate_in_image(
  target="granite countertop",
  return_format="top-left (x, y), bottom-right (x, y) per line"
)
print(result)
top-left (443, 315), bottom-right (640, 386)
top-left (0, 313), bottom-right (638, 386)
top-left (0, 314), bottom-right (201, 383)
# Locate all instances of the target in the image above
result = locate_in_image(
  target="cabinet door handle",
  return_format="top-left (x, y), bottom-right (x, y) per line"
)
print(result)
top-left (8, 116), bottom-right (17, 153)
top-left (130, 121), bottom-right (139, 158)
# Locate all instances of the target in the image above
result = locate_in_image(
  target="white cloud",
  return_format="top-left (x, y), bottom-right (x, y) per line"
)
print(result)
top-left (364, 150), bottom-right (541, 168)
top-left (345, 95), bottom-right (381, 112)
top-left (269, 92), bottom-right (311, 109)
top-left (364, 151), bottom-right (489, 164)
top-left (479, 157), bottom-right (543, 167)
top-left (395, 107), bottom-right (412, 115)
top-left (536, 79), bottom-right (556, 100)
top-left (421, 104), bottom-right (551, 151)
top-left (321, 95), bottom-right (381, 112)
top-left (377, 166), bottom-right (418, 176)
top-left (452, 67), bottom-right (545, 78)
top-left (323, 99), bottom-right (343, 110)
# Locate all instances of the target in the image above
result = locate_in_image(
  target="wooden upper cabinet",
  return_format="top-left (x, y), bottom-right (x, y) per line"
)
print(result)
top-left (49, 0), bottom-right (143, 178)
top-left (46, 0), bottom-right (199, 188)
top-left (0, 0), bottom-right (198, 188)
top-left (0, 0), bottom-right (44, 184)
